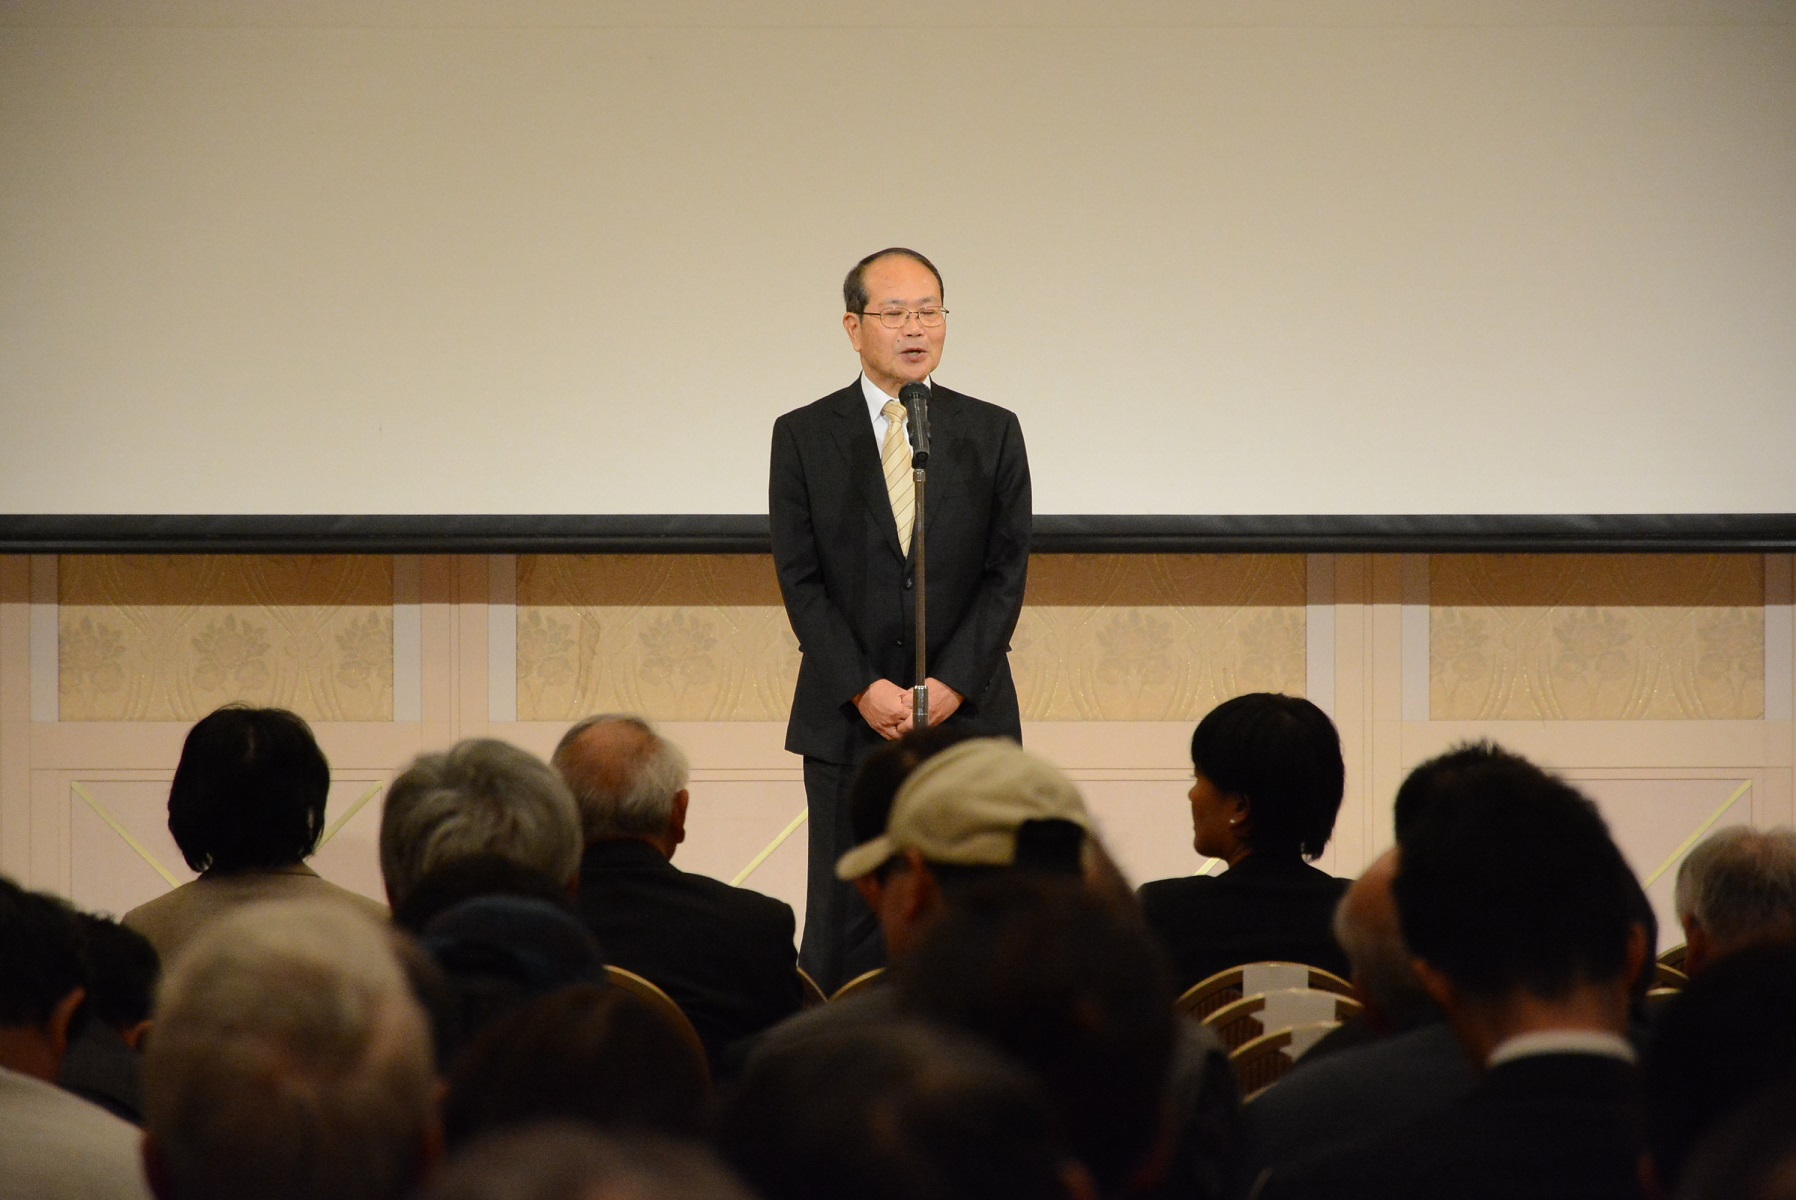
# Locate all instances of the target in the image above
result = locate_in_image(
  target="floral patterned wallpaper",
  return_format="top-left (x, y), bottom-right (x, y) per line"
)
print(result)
top-left (58, 556), bottom-right (394, 721)
top-left (516, 553), bottom-right (1309, 722)
top-left (1430, 555), bottom-right (1764, 720)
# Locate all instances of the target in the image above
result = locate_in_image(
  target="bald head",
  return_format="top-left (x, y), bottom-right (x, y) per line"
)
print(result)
top-left (552, 715), bottom-right (690, 850)
top-left (1333, 848), bottom-right (1435, 1031)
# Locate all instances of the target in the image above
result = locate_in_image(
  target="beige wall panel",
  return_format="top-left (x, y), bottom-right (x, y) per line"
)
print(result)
top-left (1, 557), bottom-right (29, 880)
top-left (1017, 555), bottom-right (1307, 720)
top-left (679, 780), bottom-right (810, 926)
top-left (516, 554), bottom-right (798, 723)
top-left (1431, 554), bottom-right (1765, 720)
top-left (57, 555), bottom-right (395, 721)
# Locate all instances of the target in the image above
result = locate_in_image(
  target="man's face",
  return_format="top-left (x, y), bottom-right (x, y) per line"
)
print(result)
top-left (843, 254), bottom-right (945, 397)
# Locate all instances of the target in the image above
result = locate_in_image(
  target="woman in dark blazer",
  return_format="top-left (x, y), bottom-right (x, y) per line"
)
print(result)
top-left (1138, 693), bottom-right (1351, 991)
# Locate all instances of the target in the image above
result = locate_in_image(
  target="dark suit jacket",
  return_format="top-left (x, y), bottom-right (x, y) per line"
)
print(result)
top-left (1138, 855), bottom-right (1351, 991)
top-left (769, 379), bottom-right (1031, 763)
top-left (1247, 1020), bottom-right (1478, 1174)
top-left (574, 839), bottom-right (803, 1073)
top-left (1260, 1052), bottom-right (1646, 1200)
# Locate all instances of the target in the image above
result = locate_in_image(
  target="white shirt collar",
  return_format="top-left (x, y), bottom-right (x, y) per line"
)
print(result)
top-left (1486, 1028), bottom-right (1637, 1069)
top-left (861, 373), bottom-right (933, 434)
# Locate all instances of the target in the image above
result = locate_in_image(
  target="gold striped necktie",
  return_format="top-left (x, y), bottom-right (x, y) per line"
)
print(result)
top-left (881, 399), bottom-right (915, 556)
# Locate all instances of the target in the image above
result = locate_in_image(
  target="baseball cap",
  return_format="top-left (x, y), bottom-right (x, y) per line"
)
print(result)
top-left (835, 738), bottom-right (1093, 881)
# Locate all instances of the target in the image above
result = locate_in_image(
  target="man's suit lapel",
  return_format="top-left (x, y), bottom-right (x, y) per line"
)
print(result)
top-left (828, 381), bottom-right (907, 560)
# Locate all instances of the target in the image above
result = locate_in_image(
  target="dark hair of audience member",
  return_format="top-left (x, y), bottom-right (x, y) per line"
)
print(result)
top-left (442, 984), bottom-right (710, 1150)
top-left (1672, 1080), bottom-right (1796, 1200)
top-left (1645, 942), bottom-right (1796, 1194)
top-left (394, 853), bottom-right (576, 935)
top-left (421, 895), bottom-right (609, 1062)
top-left (422, 1123), bottom-right (756, 1200)
top-left (848, 725), bottom-right (980, 846)
top-left (1394, 753), bottom-right (1639, 1000)
top-left (68, 911), bottom-right (159, 1033)
top-left (166, 705), bottom-right (331, 872)
top-left (1391, 740), bottom-right (1515, 840)
top-left (895, 875), bottom-right (1177, 1194)
top-left (0, 876), bottom-right (86, 1033)
top-left (717, 1021), bottom-right (1077, 1200)
top-left (1189, 692), bottom-right (1344, 859)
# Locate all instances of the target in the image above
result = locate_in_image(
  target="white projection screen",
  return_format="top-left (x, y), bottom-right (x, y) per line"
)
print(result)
top-left (2, 1), bottom-right (1793, 536)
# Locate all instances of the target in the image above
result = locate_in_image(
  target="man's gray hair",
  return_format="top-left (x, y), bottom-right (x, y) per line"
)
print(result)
top-left (551, 714), bottom-right (690, 843)
top-left (1675, 825), bottom-right (1796, 955)
top-left (380, 738), bottom-right (582, 907)
top-left (144, 900), bottom-right (436, 1200)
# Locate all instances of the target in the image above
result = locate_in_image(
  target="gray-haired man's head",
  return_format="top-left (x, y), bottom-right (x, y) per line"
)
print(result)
top-left (1675, 826), bottom-right (1796, 975)
top-left (380, 739), bottom-right (582, 909)
top-left (552, 715), bottom-right (690, 855)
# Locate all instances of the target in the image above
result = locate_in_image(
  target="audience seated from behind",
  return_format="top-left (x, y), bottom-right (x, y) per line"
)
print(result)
top-left (1673, 825), bottom-right (1796, 976)
top-left (440, 983), bottom-right (710, 1150)
top-left (1642, 941), bottom-right (1796, 1197)
top-left (718, 1021), bottom-right (1087, 1200)
top-left (551, 713), bottom-right (802, 1074)
top-left (421, 1125), bottom-right (754, 1200)
top-left (0, 876), bottom-right (151, 1200)
top-left (379, 738), bottom-right (582, 912)
top-left (123, 705), bottom-right (385, 962)
top-left (1137, 694), bottom-right (1350, 989)
top-left (58, 910), bottom-right (159, 1124)
top-left (752, 735), bottom-right (1135, 1058)
top-left (766, 737), bottom-right (1239, 1200)
top-left (141, 899), bottom-right (439, 1200)
top-left (1259, 743), bottom-right (1650, 1200)
top-left (1244, 845), bottom-right (1476, 1173)
top-left (896, 875), bottom-right (1225, 1200)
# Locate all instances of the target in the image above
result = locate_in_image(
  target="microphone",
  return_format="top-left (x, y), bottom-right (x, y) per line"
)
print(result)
top-left (900, 382), bottom-right (931, 466)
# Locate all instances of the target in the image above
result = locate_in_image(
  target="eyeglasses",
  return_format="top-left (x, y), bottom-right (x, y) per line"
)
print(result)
top-left (860, 307), bottom-right (948, 329)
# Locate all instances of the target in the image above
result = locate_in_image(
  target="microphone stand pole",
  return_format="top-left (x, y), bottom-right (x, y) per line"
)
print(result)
top-left (911, 455), bottom-right (928, 730)
top-left (902, 383), bottom-right (932, 732)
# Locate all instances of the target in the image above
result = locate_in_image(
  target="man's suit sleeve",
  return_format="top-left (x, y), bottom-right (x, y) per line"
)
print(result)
top-left (928, 407), bottom-right (1031, 706)
top-left (769, 414), bottom-right (880, 706)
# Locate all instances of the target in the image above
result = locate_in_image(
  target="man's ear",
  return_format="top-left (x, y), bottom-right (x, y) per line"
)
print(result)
top-left (122, 1019), bottom-right (153, 1052)
top-left (843, 310), bottom-right (863, 353)
top-left (47, 986), bottom-right (85, 1061)
top-left (668, 789), bottom-right (690, 847)
top-left (1682, 923), bottom-right (1713, 977)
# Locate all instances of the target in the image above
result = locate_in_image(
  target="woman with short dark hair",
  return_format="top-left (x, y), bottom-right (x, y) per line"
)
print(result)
top-left (124, 705), bottom-right (385, 961)
top-left (1137, 693), bottom-right (1351, 990)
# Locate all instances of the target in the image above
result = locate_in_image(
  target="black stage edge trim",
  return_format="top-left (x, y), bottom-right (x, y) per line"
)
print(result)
top-left (3, 513), bottom-right (1795, 555)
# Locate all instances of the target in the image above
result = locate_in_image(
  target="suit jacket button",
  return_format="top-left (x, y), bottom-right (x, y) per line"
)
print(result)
top-left (904, 576), bottom-right (914, 590)
top-left (895, 637), bottom-right (905, 647)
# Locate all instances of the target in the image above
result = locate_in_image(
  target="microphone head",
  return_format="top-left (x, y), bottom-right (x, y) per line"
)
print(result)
top-left (899, 382), bottom-right (931, 408)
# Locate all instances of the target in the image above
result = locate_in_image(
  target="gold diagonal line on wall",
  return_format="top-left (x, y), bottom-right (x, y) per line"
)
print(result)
top-left (71, 782), bottom-right (181, 888)
top-left (732, 806), bottom-right (809, 888)
top-left (1642, 779), bottom-right (1754, 889)
top-left (320, 783), bottom-right (387, 848)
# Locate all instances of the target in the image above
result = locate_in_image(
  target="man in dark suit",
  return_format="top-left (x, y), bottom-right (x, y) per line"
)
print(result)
top-left (1259, 745), bottom-right (1651, 1200)
top-left (552, 714), bottom-right (803, 1074)
top-left (769, 247), bottom-right (1031, 992)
